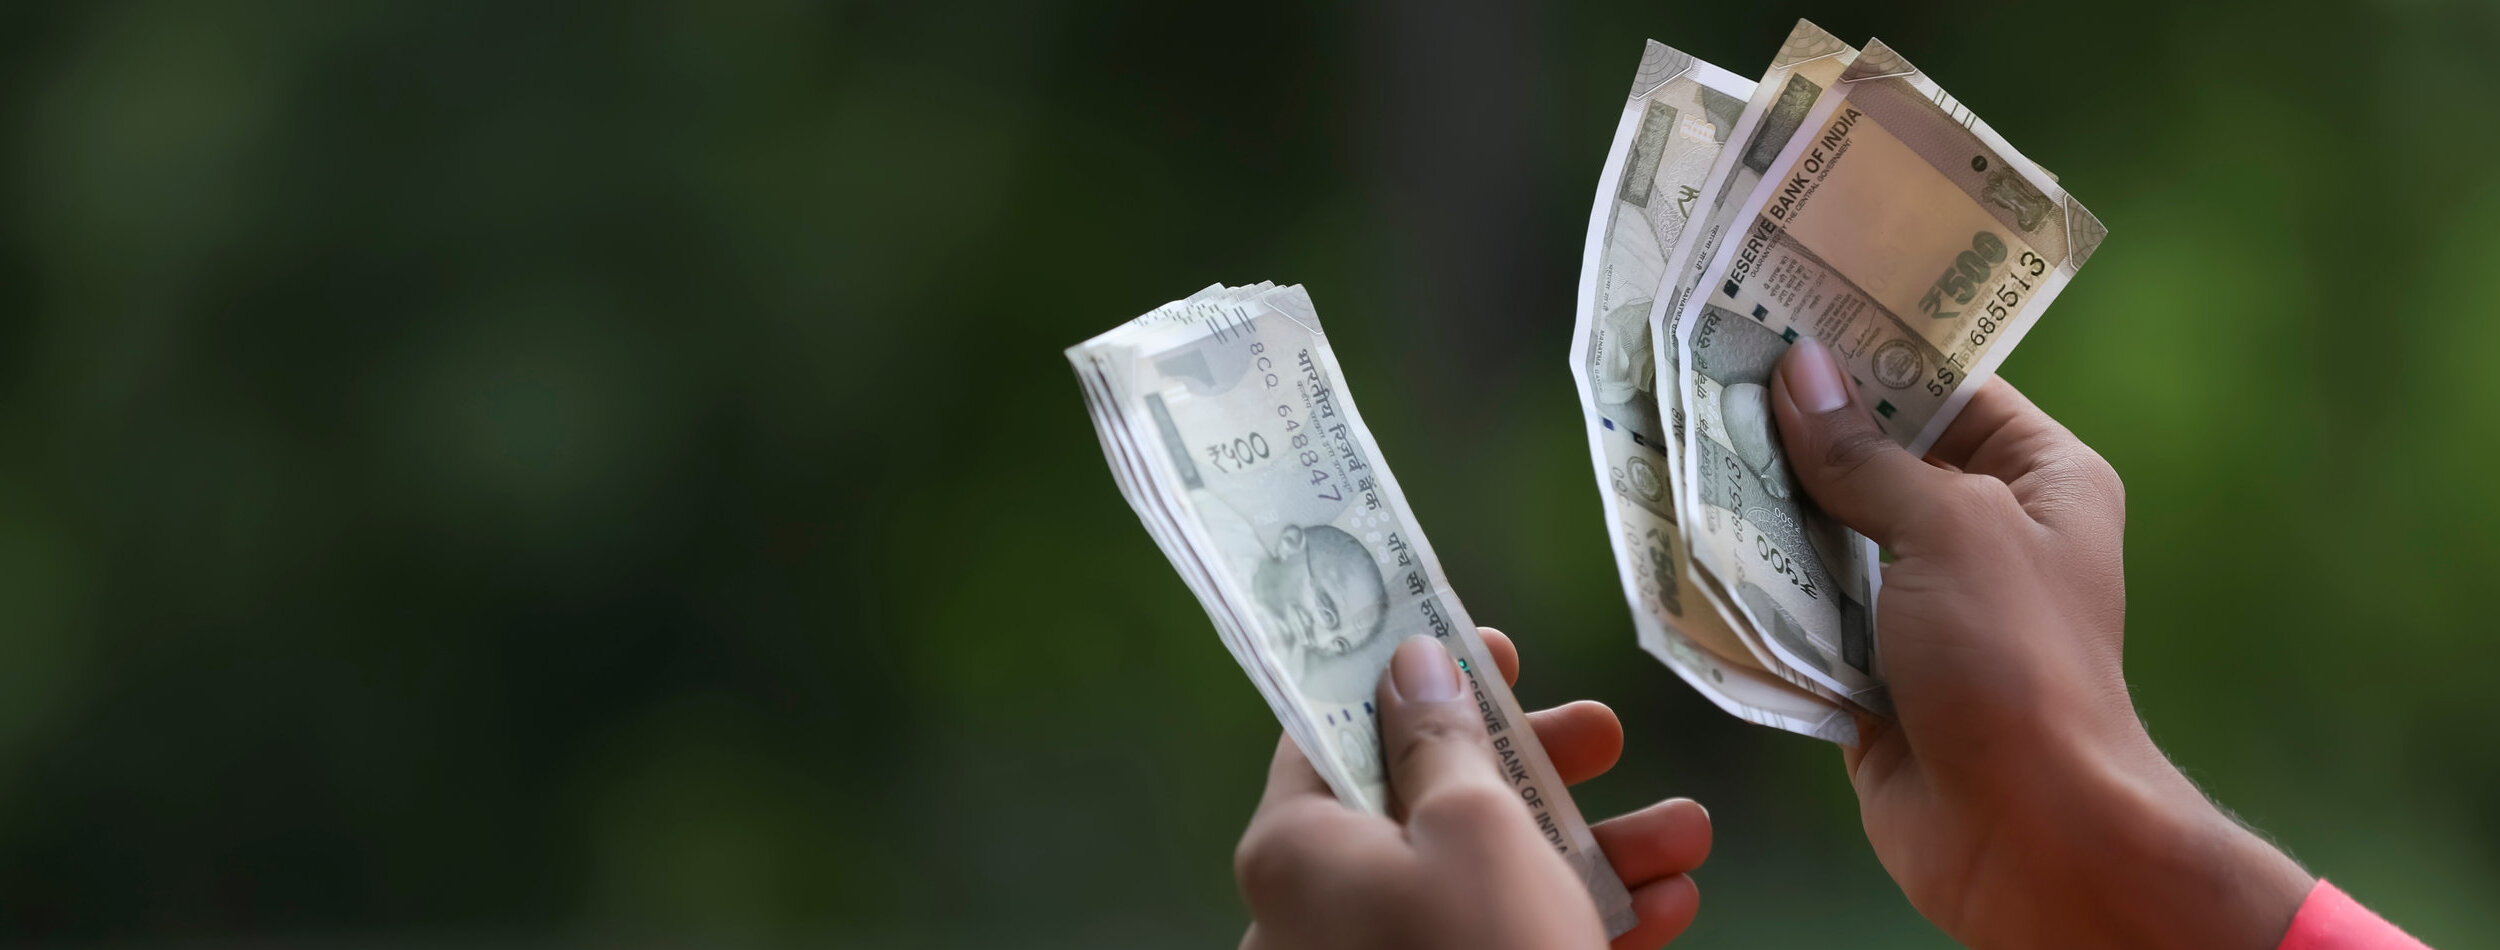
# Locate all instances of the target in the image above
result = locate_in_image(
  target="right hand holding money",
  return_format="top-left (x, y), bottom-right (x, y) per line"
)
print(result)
top-left (1236, 628), bottom-right (1714, 950)
top-left (1769, 340), bottom-right (2314, 950)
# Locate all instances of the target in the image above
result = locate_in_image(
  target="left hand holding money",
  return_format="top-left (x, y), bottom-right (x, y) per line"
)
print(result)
top-left (1235, 628), bottom-right (1712, 950)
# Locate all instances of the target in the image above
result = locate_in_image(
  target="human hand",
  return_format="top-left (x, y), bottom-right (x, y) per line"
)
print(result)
top-left (1768, 338), bottom-right (2312, 950)
top-left (1235, 627), bottom-right (1712, 950)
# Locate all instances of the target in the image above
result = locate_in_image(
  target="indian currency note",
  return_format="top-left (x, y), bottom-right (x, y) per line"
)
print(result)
top-left (1579, 41), bottom-right (1748, 440)
top-left (1641, 22), bottom-right (1864, 697)
top-left (1071, 289), bottom-right (1375, 806)
top-left (1681, 303), bottom-right (1888, 710)
top-left (1681, 39), bottom-right (2107, 454)
top-left (1671, 38), bottom-right (2107, 711)
top-left (1569, 41), bottom-right (1856, 742)
top-left (1591, 417), bottom-right (1855, 742)
top-left (1074, 287), bottom-right (1309, 732)
top-left (1648, 20), bottom-right (1857, 527)
top-left (1072, 285), bottom-right (1637, 935)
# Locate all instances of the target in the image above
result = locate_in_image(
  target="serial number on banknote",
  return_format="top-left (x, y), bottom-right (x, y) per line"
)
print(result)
top-left (1711, 460), bottom-right (1823, 602)
top-left (1203, 341), bottom-right (1290, 473)
top-left (1914, 230), bottom-right (2051, 397)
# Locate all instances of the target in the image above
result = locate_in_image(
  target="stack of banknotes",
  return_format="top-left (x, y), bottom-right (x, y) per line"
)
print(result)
top-left (1064, 20), bottom-right (2101, 926)
top-left (1570, 20), bottom-right (2103, 743)
top-left (1066, 283), bottom-right (1637, 933)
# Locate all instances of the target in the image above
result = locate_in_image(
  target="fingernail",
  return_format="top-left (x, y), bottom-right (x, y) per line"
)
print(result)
top-left (1783, 336), bottom-right (1848, 414)
top-left (1670, 796), bottom-right (1709, 824)
top-left (1390, 634), bottom-right (1460, 703)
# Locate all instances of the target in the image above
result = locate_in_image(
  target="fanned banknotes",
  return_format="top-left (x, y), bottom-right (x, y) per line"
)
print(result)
top-left (1070, 284), bottom-right (1636, 935)
top-left (1574, 24), bottom-right (2103, 738)
top-left (1651, 21), bottom-right (1859, 531)
top-left (1568, 39), bottom-right (1856, 743)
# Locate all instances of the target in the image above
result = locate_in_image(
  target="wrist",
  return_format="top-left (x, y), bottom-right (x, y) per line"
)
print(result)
top-left (2029, 727), bottom-right (2313, 950)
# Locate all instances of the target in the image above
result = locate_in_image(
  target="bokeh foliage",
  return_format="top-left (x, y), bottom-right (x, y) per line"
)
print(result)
top-left (0, 0), bottom-right (2494, 946)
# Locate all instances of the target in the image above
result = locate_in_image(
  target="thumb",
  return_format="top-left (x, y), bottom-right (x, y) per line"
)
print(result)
top-left (1768, 336), bottom-right (1961, 548)
top-left (1374, 634), bottom-right (1513, 821)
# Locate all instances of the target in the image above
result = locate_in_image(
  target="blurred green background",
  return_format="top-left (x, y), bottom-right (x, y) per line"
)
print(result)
top-left (0, 0), bottom-right (2493, 946)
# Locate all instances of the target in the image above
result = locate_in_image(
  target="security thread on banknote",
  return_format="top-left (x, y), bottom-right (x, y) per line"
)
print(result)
top-left (1071, 284), bottom-right (1636, 936)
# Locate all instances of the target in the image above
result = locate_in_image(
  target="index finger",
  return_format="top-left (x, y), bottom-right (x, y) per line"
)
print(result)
top-left (1236, 734), bottom-right (1399, 918)
top-left (1256, 733), bottom-right (1334, 810)
top-left (1241, 734), bottom-right (1377, 872)
top-left (1922, 377), bottom-right (2071, 484)
top-left (1479, 627), bottom-right (1520, 686)
top-left (1921, 377), bottom-right (2122, 529)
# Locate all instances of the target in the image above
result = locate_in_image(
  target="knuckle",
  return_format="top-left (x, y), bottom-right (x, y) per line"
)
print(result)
top-left (2082, 447), bottom-right (2125, 507)
top-left (2027, 446), bottom-right (2125, 520)
top-left (1233, 827), bottom-right (1306, 901)
top-left (1921, 473), bottom-right (2020, 534)
top-left (1387, 713), bottom-right (1484, 773)
top-left (1819, 422), bottom-right (1897, 482)
top-left (1410, 783), bottom-right (1520, 829)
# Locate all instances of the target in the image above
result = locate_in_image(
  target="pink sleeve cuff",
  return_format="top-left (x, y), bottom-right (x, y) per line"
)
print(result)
top-left (2278, 879), bottom-right (2431, 950)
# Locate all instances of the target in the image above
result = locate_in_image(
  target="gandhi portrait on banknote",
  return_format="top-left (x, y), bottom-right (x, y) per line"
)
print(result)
top-left (1687, 306), bottom-right (1877, 691)
top-left (1716, 381), bottom-right (1795, 500)
top-left (1251, 523), bottom-right (1395, 704)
